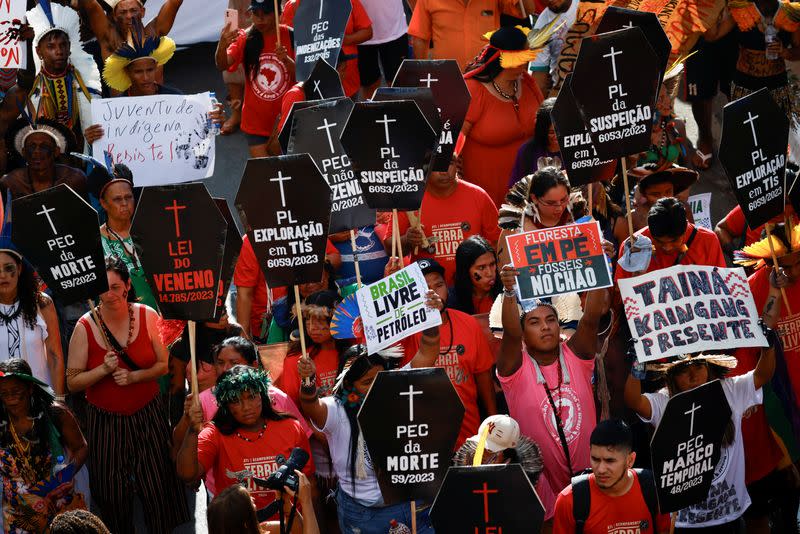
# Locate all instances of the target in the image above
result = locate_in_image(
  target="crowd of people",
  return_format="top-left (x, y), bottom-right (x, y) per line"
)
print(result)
top-left (0, 0), bottom-right (796, 533)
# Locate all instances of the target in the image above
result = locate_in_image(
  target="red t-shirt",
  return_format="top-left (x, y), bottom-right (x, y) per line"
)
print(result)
top-left (553, 471), bottom-right (671, 534)
top-left (281, 0), bottom-right (372, 97)
top-left (729, 343), bottom-right (784, 484)
top-left (614, 224), bottom-right (726, 282)
top-left (719, 205), bottom-right (789, 246)
top-left (279, 84), bottom-right (305, 132)
top-left (401, 309), bottom-right (494, 448)
top-left (277, 347), bottom-right (342, 407)
top-left (227, 25), bottom-right (295, 136)
top-left (385, 181), bottom-right (501, 285)
top-left (197, 419), bottom-right (315, 509)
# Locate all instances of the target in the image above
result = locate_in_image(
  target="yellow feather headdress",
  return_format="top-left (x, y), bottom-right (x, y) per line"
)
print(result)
top-left (479, 21), bottom-right (564, 69)
top-left (102, 18), bottom-right (176, 92)
top-left (734, 217), bottom-right (800, 270)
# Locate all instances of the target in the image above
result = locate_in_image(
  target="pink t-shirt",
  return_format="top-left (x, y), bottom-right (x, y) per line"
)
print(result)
top-left (496, 343), bottom-right (596, 520)
top-left (198, 385), bottom-right (312, 495)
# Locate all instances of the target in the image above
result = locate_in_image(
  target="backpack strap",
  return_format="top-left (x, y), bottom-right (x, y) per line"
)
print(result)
top-left (571, 473), bottom-right (592, 534)
top-left (634, 468), bottom-right (660, 529)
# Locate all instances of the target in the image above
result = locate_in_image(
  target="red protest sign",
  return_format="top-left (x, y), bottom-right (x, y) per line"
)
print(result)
top-left (506, 221), bottom-right (612, 300)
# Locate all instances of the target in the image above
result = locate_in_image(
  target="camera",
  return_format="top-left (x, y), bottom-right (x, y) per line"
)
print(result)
top-left (253, 447), bottom-right (309, 493)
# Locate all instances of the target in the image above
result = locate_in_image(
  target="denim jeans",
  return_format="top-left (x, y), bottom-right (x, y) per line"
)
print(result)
top-left (336, 486), bottom-right (433, 534)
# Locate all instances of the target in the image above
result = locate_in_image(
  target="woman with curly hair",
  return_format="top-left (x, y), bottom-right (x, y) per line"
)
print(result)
top-left (178, 365), bottom-right (315, 514)
top-left (0, 243), bottom-right (65, 397)
top-left (0, 358), bottom-right (87, 533)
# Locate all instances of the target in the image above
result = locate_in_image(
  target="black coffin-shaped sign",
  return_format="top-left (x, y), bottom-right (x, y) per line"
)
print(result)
top-left (650, 379), bottom-right (731, 513)
top-left (288, 97), bottom-right (374, 233)
top-left (235, 154), bottom-right (332, 287)
top-left (392, 59), bottom-right (471, 171)
top-left (719, 88), bottom-right (789, 229)
top-left (372, 87), bottom-right (442, 139)
top-left (279, 97), bottom-right (329, 154)
top-left (430, 464), bottom-right (545, 534)
top-left (303, 59), bottom-right (345, 101)
top-left (341, 100), bottom-right (437, 211)
top-left (12, 184), bottom-right (107, 303)
top-left (551, 73), bottom-right (616, 186)
top-left (570, 28), bottom-right (661, 160)
top-left (595, 7), bottom-right (671, 81)
top-left (212, 198), bottom-right (242, 320)
top-left (131, 183), bottom-right (227, 321)
top-left (358, 367), bottom-right (464, 504)
top-left (293, 0), bottom-right (352, 82)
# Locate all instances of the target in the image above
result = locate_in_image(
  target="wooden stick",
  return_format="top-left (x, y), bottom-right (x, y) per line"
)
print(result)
top-left (410, 501), bottom-right (418, 534)
top-left (765, 225), bottom-right (793, 314)
top-left (407, 210), bottom-right (430, 254)
top-left (188, 320), bottom-right (200, 405)
top-left (273, 0), bottom-right (281, 45)
top-left (350, 229), bottom-right (363, 289)
top-left (620, 158), bottom-right (635, 242)
top-left (391, 209), bottom-right (399, 259)
top-left (393, 209), bottom-right (403, 258)
top-left (669, 512), bottom-right (677, 534)
top-left (87, 299), bottom-right (111, 350)
top-left (295, 285), bottom-right (313, 387)
top-left (587, 182), bottom-right (594, 221)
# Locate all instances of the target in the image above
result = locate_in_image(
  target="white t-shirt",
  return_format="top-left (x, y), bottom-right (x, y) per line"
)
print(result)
top-left (0, 303), bottom-right (50, 386)
top-left (528, 0), bottom-right (578, 84)
top-left (313, 396), bottom-right (383, 506)
top-left (360, 0), bottom-right (407, 44)
top-left (641, 372), bottom-right (761, 528)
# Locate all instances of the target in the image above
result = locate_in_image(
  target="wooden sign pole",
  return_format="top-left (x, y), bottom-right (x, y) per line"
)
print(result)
top-left (765, 225), bottom-right (793, 314)
top-left (295, 285), bottom-right (313, 387)
top-left (188, 320), bottom-right (200, 405)
top-left (349, 229), bottom-right (363, 288)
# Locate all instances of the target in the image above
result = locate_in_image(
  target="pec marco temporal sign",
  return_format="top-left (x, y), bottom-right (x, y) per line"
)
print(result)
top-left (619, 265), bottom-right (768, 362)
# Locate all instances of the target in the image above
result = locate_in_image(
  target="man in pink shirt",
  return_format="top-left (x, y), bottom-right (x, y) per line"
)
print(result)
top-left (497, 265), bottom-right (609, 532)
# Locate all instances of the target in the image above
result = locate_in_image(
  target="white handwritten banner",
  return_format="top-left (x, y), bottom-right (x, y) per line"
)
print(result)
top-left (0, 0), bottom-right (26, 68)
top-left (619, 265), bottom-right (768, 362)
top-left (356, 263), bottom-right (442, 355)
top-left (91, 92), bottom-right (215, 186)
top-left (689, 193), bottom-right (712, 230)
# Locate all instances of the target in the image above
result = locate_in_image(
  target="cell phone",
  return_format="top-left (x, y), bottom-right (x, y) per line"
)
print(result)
top-left (224, 8), bottom-right (238, 31)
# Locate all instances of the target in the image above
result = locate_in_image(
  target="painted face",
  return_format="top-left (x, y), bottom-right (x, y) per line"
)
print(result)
top-left (101, 181), bottom-right (135, 223)
top-left (306, 315), bottom-right (332, 344)
top-left (0, 253), bottom-right (20, 295)
top-left (352, 365), bottom-right (381, 395)
top-left (114, 1), bottom-right (145, 32)
top-left (214, 347), bottom-right (250, 376)
top-left (228, 389), bottom-right (263, 427)
top-left (590, 445), bottom-right (634, 490)
top-left (522, 306), bottom-right (560, 352)
top-left (37, 32), bottom-right (69, 74)
top-left (23, 132), bottom-right (59, 172)
top-left (671, 362), bottom-right (710, 392)
top-left (125, 59), bottom-right (158, 95)
top-left (469, 252), bottom-right (497, 293)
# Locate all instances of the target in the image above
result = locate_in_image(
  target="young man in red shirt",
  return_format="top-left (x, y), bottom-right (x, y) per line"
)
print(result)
top-left (615, 197), bottom-right (726, 283)
top-left (384, 158), bottom-right (500, 285)
top-left (403, 259), bottom-right (497, 448)
top-left (553, 419), bottom-right (670, 534)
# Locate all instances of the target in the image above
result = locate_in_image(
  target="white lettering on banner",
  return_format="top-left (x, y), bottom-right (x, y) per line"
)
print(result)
top-left (92, 93), bottom-right (216, 186)
top-left (619, 266), bottom-right (768, 361)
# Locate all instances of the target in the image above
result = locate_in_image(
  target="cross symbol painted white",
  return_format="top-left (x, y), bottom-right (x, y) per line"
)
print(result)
top-left (375, 114), bottom-right (397, 145)
top-left (36, 204), bottom-right (58, 235)
top-left (312, 80), bottom-right (323, 100)
top-left (399, 385), bottom-right (423, 422)
top-left (317, 118), bottom-right (338, 154)
top-left (318, 0), bottom-right (324, 18)
top-left (622, 20), bottom-right (634, 28)
top-left (743, 111), bottom-right (760, 146)
top-left (270, 171), bottom-right (292, 208)
top-left (419, 73), bottom-right (438, 87)
top-left (603, 46), bottom-right (623, 82)
top-left (684, 402), bottom-right (701, 436)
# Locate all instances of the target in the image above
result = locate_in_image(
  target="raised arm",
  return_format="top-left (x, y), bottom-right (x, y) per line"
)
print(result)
top-left (215, 25), bottom-right (238, 71)
top-left (496, 265), bottom-right (523, 377)
top-left (753, 267), bottom-right (787, 389)
top-left (624, 368), bottom-right (652, 420)
top-left (77, 0), bottom-right (113, 44)
top-left (297, 357), bottom-right (328, 430)
top-left (152, 0), bottom-right (184, 37)
top-left (409, 290), bottom-right (444, 368)
top-left (567, 287), bottom-right (610, 359)
top-left (176, 396), bottom-right (204, 482)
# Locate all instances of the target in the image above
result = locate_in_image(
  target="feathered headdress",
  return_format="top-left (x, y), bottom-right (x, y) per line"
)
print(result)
top-left (498, 158), bottom-right (566, 231)
top-left (27, 0), bottom-right (101, 91)
top-left (214, 366), bottom-right (272, 406)
top-left (452, 435), bottom-right (544, 485)
top-left (734, 218), bottom-right (800, 270)
top-left (71, 150), bottom-right (134, 199)
top-left (466, 23), bottom-right (561, 77)
top-left (102, 17), bottom-right (176, 92)
top-left (330, 344), bottom-right (403, 398)
top-left (7, 104), bottom-right (75, 158)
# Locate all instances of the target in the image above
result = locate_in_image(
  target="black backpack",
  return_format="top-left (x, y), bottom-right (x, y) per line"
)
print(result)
top-left (571, 468), bottom-right (659, 534)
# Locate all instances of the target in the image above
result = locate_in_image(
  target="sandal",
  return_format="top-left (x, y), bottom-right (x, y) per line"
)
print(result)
top-left (692, 149), bottom-right (712, 170)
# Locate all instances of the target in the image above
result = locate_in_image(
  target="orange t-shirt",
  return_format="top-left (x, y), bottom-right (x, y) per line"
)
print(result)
top-left (401, 309), bottom-right (494, 448)
top-left (281, 0), bottom-right (372, 97)
top-left (407, 0), bottom-right (523, 69)
top-left (277, 347), bottom-right (342, 407)
top-left (384, 180), bottom-right (500, 285)
top-left (227, 26), bottom-right (295, 137)
top-left (198, 419), bottom-right (315, 509)
top-left (614, 224), bottom-right (726, 283)
top-left (553, 471), bottom-right (671, 534)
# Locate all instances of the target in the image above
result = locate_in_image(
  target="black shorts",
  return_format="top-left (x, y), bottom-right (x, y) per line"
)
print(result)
top-left (357, 34), bottom-right (409, 88)
top-left (743, 467), bottom-right (791, 518)
top-left (682, 32), bottom-right (739, 101)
